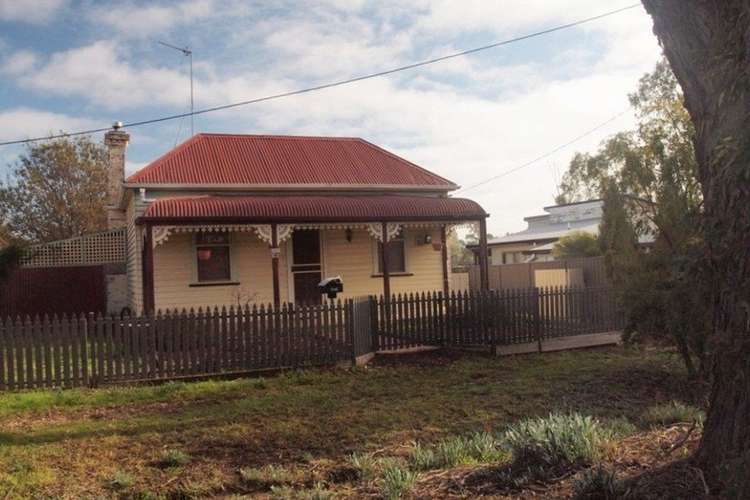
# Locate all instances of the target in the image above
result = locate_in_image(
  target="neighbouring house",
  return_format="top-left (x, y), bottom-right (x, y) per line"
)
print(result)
top-left (105, 126), bottom-right (490, 314)
top-left (483, 200), bottom-right (605, 265)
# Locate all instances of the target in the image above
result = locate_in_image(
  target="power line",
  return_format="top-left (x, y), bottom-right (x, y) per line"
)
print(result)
top-left (0, 3), bottom-right (639, 147)
top-left (454, 109), bottom-right (630, 195)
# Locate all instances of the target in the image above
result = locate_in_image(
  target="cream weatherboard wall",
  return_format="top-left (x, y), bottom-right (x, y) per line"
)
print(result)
top-left (139, 226), bottom-right (448, 311)
top-left (323, 227), bottom-right (446, 300)
top-left (152, 232), bottom-right (290, 311)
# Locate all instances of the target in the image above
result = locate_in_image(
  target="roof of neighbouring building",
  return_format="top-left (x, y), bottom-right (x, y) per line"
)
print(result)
top-left (487, 198), bottom-right (654, 246)
top-left (139, 195), bottom-right (487, 222)
top-left (126, 134), bottom-right (458, 189)
top-left (488, 200), bottom-right (604, 245)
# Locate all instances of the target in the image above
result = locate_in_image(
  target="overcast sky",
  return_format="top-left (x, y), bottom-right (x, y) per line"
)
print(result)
top-left (0, 0), bottom-right (662, 236)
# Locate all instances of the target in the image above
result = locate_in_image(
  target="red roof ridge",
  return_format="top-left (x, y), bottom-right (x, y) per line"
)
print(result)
top-left (126, 133), bottom-right (459, 188)
top-left (194, 132), bottom-right (363, 141)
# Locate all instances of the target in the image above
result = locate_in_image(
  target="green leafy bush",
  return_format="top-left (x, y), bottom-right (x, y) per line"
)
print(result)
top-left (378, 464), bottom-right (418, 500)
top-left (572, 465), bottom-right (626, 500)
top-left (502, 413), bottom-right (613, 473)
top-left (641, 401), bottom-right (704, 427)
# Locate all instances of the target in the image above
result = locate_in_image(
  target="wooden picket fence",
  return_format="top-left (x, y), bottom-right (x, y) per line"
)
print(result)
top-left (373, 286), bottom-right (623, 351)
top-left (0, 301), bottom-right (353, 391)
top-left (0, 286), bottom-right (623, 391)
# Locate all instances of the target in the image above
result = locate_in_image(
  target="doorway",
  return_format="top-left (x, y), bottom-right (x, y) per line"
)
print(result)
top-left (291, 229), bottom-right (322, 304)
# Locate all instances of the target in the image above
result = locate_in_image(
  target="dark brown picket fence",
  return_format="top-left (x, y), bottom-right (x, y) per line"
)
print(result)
top-left (373, 286), bottom-right (623, 351)
top-left (0, 301), bottom-right (353, 391)
top-left (0, 286), bottom-right (623, 391)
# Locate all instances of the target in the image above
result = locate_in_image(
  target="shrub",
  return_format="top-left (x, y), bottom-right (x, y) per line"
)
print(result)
top-left (572, 465), bottom-right (626, 500)
top-left (641, 401), bottom-right (705, 427)
top-left (106, 470), bottom-right (135, 491)
top-left (502, 413), bottom-right (613, 473)
top-left (157, 449), bottom-right (190, 468)
top-left (378, 464), bottom-right (418, 500)
top-left (347, 452), bottom-right (378, 482)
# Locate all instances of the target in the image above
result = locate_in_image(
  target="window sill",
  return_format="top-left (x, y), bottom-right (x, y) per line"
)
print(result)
top-left (189, 281), bottom-right (240, 287)
top-left (371, 272), bottom-right (414, 278)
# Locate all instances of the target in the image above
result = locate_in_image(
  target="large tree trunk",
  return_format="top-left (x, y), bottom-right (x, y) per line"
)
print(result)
top-left (641, 1), bottom-right (750, 496)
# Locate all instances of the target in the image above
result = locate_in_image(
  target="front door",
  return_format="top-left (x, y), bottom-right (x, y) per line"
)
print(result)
top-left (291, 230), bottom-right (322, 304)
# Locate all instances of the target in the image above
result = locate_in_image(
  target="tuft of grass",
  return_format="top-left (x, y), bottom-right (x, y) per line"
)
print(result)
top-left (270, 481), bottom-right (336, 499)
top-left (572, 465), bottom-right (626, 500)
top-left (605, 417), bottom-right (638, 438)
top-left (641, 401), bottom-right (704, 427)
top-left (502, 413), bottom-right (613, 474)
top-left (378, 464), bottom-right (418, 500)
top-left (409, 432), bottom-right (508, 471)
top-left (240, 465), bottom-right (297, 487)
top-left (347, 452), bottom-right (378, 482)
top-left (157, 449), bottom-right (190, 468)
top-left (408, 442), bottom-right (437, 471)
top-left (106, 470), bottom-right (135, 491)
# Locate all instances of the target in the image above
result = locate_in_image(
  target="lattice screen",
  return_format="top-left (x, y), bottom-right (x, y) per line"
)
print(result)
top-left (20, 227), bottom-right (127, 268)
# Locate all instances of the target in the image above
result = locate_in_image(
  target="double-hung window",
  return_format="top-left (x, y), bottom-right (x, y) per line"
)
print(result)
top-left (195, 232), bottom-right (232, 282)
top-left (377, 229), bottom-right (406, 273)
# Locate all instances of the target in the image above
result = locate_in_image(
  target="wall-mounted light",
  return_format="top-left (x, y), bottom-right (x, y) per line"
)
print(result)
top-left (424, 234), bottom-right (432, 244)
top-left (345, 228), bottom-right (353, 242)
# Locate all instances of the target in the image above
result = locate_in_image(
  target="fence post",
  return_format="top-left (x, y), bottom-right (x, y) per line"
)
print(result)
top-left (348, 299), bottom-right (356, 366)
top-left (83, 312), bottom-right (92, 387)
top-left (533, 288), bottom-right (542, 353)
top-left (370, 295), bottom-right (379, 353)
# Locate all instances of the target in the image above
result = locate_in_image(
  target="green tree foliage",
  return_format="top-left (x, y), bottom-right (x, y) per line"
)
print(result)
top-left (0, 135), bottom-right (109, 243)
top-left (552, 231), bottom-right (601, 259)
top-left (557, 59), bottom-right (708, 379)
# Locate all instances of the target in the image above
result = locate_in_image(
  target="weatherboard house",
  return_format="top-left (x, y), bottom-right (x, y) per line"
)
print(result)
top-left (104, 126), bottom-right (490, 314)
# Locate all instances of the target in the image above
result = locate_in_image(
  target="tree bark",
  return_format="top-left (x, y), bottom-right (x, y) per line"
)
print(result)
top-left (642, 1), bottom-right (750, 496)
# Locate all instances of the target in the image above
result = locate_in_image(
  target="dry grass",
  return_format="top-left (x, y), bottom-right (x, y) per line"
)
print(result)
top-left (0, 346), bottom-right (698, 498)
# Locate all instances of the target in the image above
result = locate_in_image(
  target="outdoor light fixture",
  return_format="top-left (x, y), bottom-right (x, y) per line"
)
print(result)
top-left (424, 234), bottom-right (432, 244)
top-left (345, 228), bottom-right (353, 242)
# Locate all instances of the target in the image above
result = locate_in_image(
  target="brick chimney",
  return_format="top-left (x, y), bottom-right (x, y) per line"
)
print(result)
top-left (104, 122), bottom-right (130, 228)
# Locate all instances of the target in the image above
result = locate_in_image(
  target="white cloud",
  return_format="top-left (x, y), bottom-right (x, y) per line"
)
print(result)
top-left (0, 0), bottom-right (67, 24)
top-left (87, 0), bottom-right (218, 38)
top-left (18, 41), bottom-right (189, 109)
top-left (1, 50), bottom-right (38, 75)
top-left (0, 108), bottom-right (99, 142)
top-left (1, 0), bottom-right (663, 236)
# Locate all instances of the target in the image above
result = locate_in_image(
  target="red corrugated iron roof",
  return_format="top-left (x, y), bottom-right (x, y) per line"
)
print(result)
top-left (126, 134), bottom-right (457, 189)
top-left (139, 195), bottom-right (487, 222)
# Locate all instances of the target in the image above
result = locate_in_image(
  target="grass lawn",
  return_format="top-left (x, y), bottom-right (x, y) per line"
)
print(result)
top-left (0, 346), bottom-right (695, 499)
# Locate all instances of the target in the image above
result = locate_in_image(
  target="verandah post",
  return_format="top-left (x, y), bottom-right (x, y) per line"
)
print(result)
top-left (270, 223), bottom-right (281, 308)
top-left (478, 218), bottom-right (489, 291)
top-left (441, 224), bottom-right (450, 298)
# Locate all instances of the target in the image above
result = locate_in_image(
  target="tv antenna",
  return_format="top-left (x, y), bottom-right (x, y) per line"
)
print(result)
top-left (158, 40), bottom-right (194, 136)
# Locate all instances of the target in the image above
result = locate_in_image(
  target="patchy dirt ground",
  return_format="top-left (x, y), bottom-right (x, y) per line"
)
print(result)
top-left (410, 423), bottom-right (706, 499)
top-left (0, 346), bottom-right (705, 499)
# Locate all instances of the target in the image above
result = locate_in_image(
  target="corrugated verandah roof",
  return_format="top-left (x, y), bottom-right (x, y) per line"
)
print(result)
top-left (126, 134), bottom-right (458, 189)
top-left (139, 195), bottom-right (487, 223)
